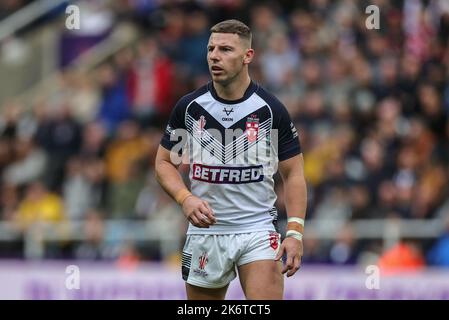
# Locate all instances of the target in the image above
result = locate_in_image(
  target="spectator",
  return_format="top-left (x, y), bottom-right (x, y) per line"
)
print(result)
top-left (0, 183), bottom-right (19, 221)
top-left (259, 32), bottom-right (300, 91)
top-left (96, 63), bottom-right (131, 134)
top-left (104, 120), bottom-right (148, 183)
top-left (63, 157), bottom-right (94, 220)
top-left (427, 217), bottom-right (449, 266)
top-left (2, 137), bottom-right (47, 186)
top-left (34, 104), bottom-right (82, 191)
top-left (74, 209), bottom-right (107, 260)
top-left (127, 38), bottom-right (174, 127)
top-left (116, 241), bottom-right (141, 270)
top-left (378, 240), bottom-right (426, 274)
top-left (14, 181), bottom-right (65, 231)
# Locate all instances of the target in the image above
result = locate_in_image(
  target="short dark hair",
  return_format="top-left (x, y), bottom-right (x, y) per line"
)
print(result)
top-left (210, 19), bottom-right (252, 47)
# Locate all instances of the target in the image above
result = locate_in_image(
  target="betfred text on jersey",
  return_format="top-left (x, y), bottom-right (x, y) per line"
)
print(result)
top-left (192, 163), bottom-right (264, 184)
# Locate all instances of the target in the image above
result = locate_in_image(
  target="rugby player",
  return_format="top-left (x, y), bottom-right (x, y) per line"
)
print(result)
top-left (155, 19), bottom-right (307, 300)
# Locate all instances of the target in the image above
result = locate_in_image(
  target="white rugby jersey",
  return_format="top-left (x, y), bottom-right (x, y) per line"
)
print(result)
top-left (160, 81), bottom-right (301, 235)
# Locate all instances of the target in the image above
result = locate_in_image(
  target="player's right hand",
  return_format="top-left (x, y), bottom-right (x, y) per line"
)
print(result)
top-left (182, 196), bottom-right (216, 228)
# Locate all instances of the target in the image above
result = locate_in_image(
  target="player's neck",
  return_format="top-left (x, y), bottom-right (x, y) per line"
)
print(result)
top-left (213, 75), bottom-right (251, 101)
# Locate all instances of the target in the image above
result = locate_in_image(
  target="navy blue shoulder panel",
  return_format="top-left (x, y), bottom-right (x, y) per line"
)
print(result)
top-left (255, 85), bottom-right (302, 161)
top-left (172, 84), bottom-right (209, 119)
top-left (160, 84), bottom-right (209, 151)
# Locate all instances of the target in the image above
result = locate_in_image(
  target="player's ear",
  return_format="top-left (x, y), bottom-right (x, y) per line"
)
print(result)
top-left (243, 48), bottom-right (254, 65)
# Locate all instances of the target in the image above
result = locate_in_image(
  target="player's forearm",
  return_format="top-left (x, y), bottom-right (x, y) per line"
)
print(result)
top-left (283, 172), bottom-right (307, 221)
top-left (155, 159), bottom-right (191, 205)
top-left (283, 171), bottom-right (307, 241)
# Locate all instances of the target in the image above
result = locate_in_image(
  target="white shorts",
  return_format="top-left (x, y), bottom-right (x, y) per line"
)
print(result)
top-left (181, 230), bottom-right (281, 289)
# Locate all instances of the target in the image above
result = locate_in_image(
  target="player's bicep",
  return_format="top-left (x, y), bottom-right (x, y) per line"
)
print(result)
top-left (156, 145), bottom-right (181, 168)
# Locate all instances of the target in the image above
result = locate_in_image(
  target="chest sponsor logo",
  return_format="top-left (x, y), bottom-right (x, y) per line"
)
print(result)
top-left (222, 107), bottom-right (234, 121)
top-left (223, 107), bottom-right (234, 116)
top-left (192, 163), bottom-right (264, 184)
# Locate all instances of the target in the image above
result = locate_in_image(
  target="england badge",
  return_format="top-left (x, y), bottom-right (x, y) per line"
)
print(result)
top-left (197, 115), bottom-right (206, 135)
top-left (246, 115), bottom-right (259, 143)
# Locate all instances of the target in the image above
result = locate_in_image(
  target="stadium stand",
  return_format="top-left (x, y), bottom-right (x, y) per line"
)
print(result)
top-left (0, 0), bottom-right (448, 274)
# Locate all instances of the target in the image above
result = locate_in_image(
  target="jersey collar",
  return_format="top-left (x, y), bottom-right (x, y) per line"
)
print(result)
top-left (208, 80), bottom-right (258, 105)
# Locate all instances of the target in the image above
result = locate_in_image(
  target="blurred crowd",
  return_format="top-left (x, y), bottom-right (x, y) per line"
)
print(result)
top-left (1, 0), bottom-right (449, 269)
top-left (0, 0), bottom-right (33, 21)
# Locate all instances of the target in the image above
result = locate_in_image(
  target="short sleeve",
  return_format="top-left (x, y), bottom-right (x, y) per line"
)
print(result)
top-left (276, 105), bottom-right (301, 161)
top-left (160, 96), bottom-right (189, 152)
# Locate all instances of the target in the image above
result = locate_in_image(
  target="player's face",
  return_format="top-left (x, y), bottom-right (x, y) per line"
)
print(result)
top-left (207, 33), bottom-right (251, 85)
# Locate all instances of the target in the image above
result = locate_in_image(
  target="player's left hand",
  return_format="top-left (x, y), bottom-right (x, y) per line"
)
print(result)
top-left (275, 237), bottom-right (303, 277)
